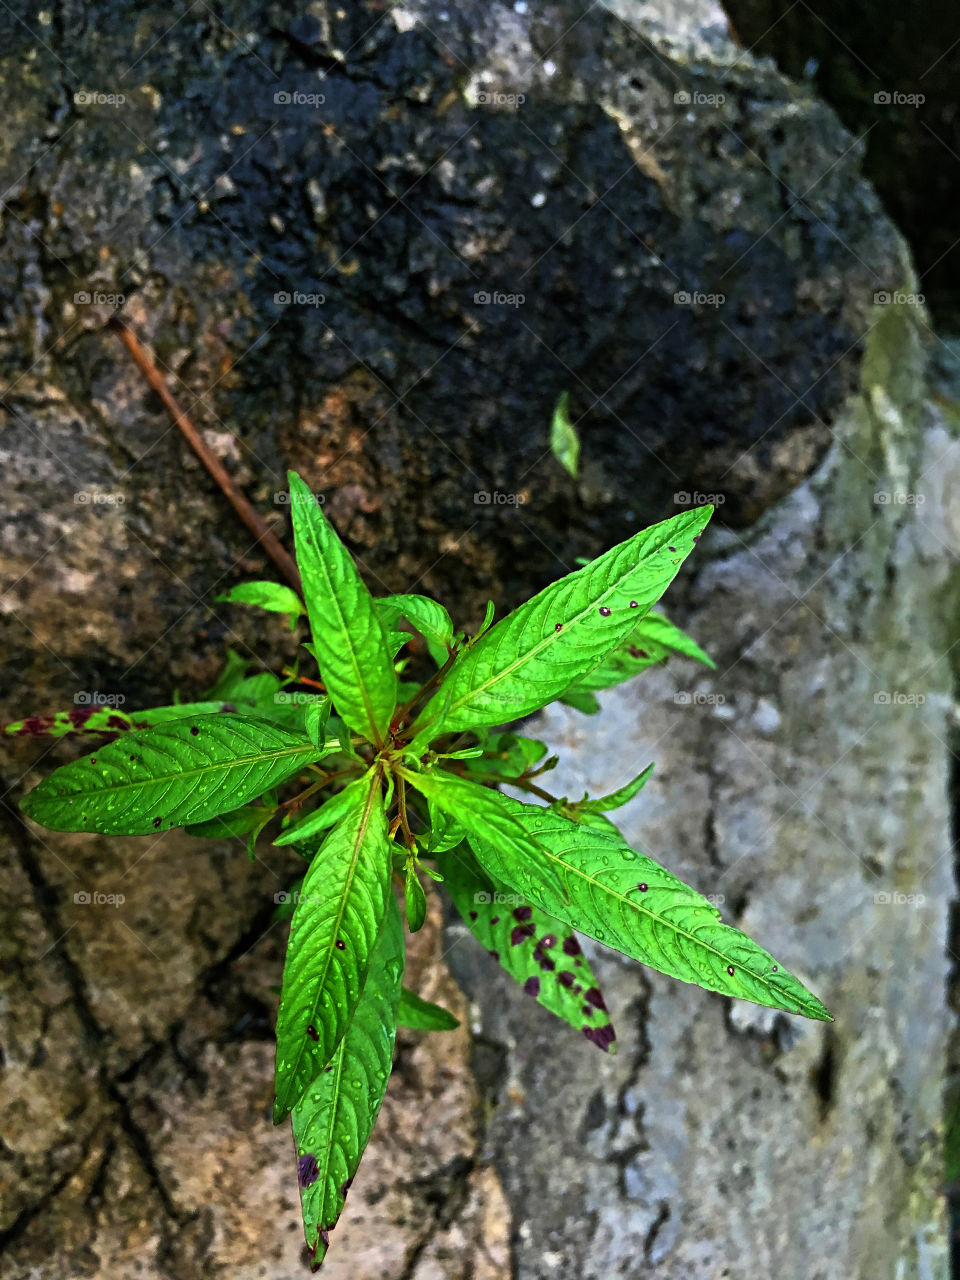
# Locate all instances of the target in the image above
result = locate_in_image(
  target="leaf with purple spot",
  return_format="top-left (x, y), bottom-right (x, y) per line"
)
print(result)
top-left (410, 771), bottom-right (832, 1024)
top-left (444, 847), bottom-right (616, 1051)
top-left (274, 772), bottom-right (393, 1122)
top-left (560, 609), bottom-right (715, 710)
top-left (410, 506), bottom-right (714, 738)
top-left (291, 895), bottom-right (404, 1269)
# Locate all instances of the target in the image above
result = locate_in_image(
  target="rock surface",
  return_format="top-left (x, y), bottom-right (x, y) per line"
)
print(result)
top-left (0, 2), bottom-right (952, 1278)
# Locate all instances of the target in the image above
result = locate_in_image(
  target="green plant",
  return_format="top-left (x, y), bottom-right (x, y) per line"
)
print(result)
top-left (12, 472), bottom-right (830, 1270)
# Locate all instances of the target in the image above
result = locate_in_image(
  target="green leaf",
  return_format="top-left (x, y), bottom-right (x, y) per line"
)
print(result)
top-left (274, 772), bottom-right (393, 1121)
top-left (272, 774), bottom-right (372, 848)
top-left (409, 771), bottom-right (831, 1022)
top-left (397, 986), bottom-right (459, 1031)
top-left (413, 506), bottom-right (713, 736)
top-left (216, 580), bottom-right (305, 629)
top-left (185, 802), bottom-right (275, 839)
top-left (20, 715), bottom-right (329, 836)
top-left (292, 895), bottom-right (404, 1269)
top-left (575, 763), bottom-right (655, 814)
top-left (375, 594), bottom-right (454, 667)
top-left (404, 862), bottom-right (427, 932)
top-left (303, 696), bottom-right (332, 749)
top-left (561, 610), bottom-right (715, 706)
top-left (422, 797), bottom-right (467, 853)
top-left (550, 390), bottom-right (580, 479)
top-left (288, 471), bottom-right (397, 744)
top-left (556, 687), bottom-right (601, 715)
top-left (444, 847), bottom-right (615, 1049)
top-left (2, 700), bottom-right (247, 739)
top-left (465, 732), bottom-right (548, 780)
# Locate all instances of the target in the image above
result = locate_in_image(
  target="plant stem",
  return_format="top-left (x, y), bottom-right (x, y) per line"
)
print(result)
top-left (108, 315), bottom-right (302, 593)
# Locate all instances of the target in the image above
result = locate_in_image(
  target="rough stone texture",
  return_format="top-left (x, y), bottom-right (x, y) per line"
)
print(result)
top-left (456, 308), bottom-right (955, 1280)
top-left (0, 1), bottom-right (953, 1278)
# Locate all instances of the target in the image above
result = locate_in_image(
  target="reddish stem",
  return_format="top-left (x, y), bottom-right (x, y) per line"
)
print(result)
top-left (108, 315), bottom-right (302, 594)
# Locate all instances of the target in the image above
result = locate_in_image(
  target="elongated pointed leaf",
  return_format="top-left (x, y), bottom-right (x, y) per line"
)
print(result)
top-left (562, 609), bottom-right (715, 706)
top-left (375, 594), bottom-right (453, 667)
top-left (410, 771), bottom-right (831, 1022)
top-left (216, 580), bottom-right (305, 625)
top-left (575, 763), bottom-right (655, 814)
top-left (415, 507), bottom-right (713, 736)
top-left (20, 715), bottom-right (329, 836)
top-left (273, 773), bottom-right (372, 847)
top-left (292, 896), bottom-right (404, 1269)
top-left (397, 986), bottom-right (459, 1031)
top-left (288, 471), bottom-right (397, 744)
top-left (185, 803), bottom-right (275, 839)
top-left (445, 847), bottom-right (615, 1050)
top-left (274, 773), bottom-right (393, 1121)
top-left (550, 389), bottom-right (580, 478)
top-left (2, 699), bottom-right (246, 739)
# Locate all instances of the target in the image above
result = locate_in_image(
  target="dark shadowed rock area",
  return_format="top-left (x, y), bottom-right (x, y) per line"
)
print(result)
top-left (0, 1), bottom-right (954, 1278)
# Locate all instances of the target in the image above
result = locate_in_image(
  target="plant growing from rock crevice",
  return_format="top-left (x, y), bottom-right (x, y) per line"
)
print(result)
top-left (12, 471), bottom-right (830, 1270)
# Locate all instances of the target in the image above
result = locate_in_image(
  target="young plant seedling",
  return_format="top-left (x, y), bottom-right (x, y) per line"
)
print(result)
top-left (12, 471), bottom-right (831, 1270)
